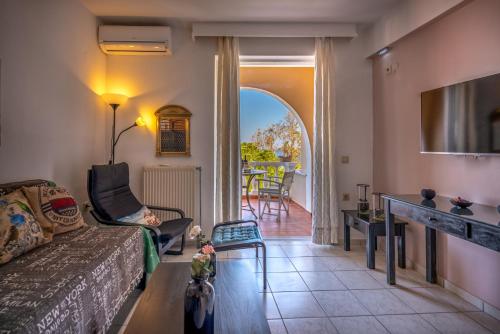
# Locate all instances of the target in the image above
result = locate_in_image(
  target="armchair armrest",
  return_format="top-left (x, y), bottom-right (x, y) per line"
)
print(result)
top-left (146, 205), bottom-right (185, 218)
top-left (213, 219), bottom-right (258, 231)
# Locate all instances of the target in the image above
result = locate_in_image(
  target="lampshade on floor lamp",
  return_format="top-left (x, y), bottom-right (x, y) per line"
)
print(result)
top-left (102, 93), bottom-right (128, 164)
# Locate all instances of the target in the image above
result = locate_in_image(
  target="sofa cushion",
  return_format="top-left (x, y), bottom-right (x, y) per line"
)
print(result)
top-left (0, 225), bottom-right (144, 333)
top-left (0, 190), bottom-right (50, 264)
top-left (23, 185), bottom-right (86, 235)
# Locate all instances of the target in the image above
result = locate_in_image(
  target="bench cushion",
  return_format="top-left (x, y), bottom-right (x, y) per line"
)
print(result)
top-left (0, 225), bottom-right (144, 333)
top-left (212, 225), bottom-right (262, 248)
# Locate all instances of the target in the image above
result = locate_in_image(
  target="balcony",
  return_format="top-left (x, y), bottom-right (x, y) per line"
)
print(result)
top-left (242, 161), bottom-right (311, 237)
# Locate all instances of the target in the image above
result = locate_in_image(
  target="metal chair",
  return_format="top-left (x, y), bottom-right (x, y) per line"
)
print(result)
top-left (257, 170), bottom-right (295, 221)
top-left (87, 162), bottom-right (193, 256)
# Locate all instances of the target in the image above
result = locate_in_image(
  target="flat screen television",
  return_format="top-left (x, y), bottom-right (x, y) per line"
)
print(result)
top-left (421, 72), bottom-right (500, 155)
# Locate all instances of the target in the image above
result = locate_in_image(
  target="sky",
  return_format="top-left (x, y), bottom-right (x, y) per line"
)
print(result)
top-left (240, 89), bottom-right (290, 142)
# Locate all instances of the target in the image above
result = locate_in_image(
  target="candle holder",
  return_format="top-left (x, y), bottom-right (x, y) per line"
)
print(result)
top-left (357, 184), bottom-right (370, 217)
top-left (372, 192), bottom-right (385, 221)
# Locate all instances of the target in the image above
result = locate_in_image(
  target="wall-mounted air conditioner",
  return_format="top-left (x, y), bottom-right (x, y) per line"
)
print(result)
top-left (98, 25), bottom-right (172, 55)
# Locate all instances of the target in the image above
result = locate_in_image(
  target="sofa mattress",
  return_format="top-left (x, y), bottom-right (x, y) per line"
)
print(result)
top-left (0, 225), bottom-right (144, 334)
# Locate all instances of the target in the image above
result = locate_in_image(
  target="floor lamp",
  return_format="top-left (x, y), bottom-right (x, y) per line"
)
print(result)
top-left (101, 93), bottom-right (145, 164)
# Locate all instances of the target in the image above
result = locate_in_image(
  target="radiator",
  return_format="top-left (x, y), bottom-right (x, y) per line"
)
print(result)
top-left (143, 165), bottom-right (201, 229)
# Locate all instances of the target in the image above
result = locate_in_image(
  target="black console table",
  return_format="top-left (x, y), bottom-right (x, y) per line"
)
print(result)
top-left (383, 194), bottom-right (500, 285)
top-left (342, 210), bottom-right (407, 269)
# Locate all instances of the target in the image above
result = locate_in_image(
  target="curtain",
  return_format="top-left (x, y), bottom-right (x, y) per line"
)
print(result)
top-left (215, 36), bottom-right (241, 223)
top-left (312, 37), bottom-right (339, 245)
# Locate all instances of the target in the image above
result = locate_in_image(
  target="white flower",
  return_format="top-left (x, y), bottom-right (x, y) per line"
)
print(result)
top-left (189, 225), bottom-right (202, 239)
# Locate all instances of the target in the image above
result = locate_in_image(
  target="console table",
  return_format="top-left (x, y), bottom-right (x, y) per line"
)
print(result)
top-left (125, 261), bottom-right (270, 334)
top-left (342, 210), bottom-right (407, 269)
top-left (383, 194), bottom-right (500, 285)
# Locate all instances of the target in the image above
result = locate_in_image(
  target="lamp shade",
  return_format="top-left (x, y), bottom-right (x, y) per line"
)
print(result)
top-left (102, 93), bottom-right (128, 106)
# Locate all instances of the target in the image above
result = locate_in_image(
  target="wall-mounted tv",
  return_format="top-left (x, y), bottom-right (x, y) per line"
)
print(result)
top-left (421, 72), bottom-right (500, 155)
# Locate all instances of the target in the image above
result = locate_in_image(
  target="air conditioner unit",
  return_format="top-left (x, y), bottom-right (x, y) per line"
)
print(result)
top-left (98, 25), bottom-right (172, 55)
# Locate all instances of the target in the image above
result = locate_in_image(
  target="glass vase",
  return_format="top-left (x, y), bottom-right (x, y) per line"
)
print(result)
top-left (184, 276), bottom-right (215, 334)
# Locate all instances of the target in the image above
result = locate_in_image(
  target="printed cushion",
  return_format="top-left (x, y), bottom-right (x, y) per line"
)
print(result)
top-left (23, 185), bottom-right (86, 235)
top-left (117, 206), bottom-right (161, 226)
top-left (0, 190), bottom-right (49, 264)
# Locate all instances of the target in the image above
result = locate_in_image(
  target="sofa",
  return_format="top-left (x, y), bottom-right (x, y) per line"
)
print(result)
top-left (0, 180), bottom-right (144, 333)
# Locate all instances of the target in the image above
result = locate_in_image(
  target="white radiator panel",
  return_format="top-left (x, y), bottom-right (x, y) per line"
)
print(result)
top-left (143, 165), bottom-right (201, 228)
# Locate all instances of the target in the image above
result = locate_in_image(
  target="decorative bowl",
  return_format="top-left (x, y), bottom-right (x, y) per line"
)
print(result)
top-left (450, 197), bottom-right (473, 209)
top-left (420, 188), bottom-right (436, 200)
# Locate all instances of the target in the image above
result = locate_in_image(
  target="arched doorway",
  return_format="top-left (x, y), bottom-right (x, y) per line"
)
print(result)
top-left (240, 87), bottom-right (312, 212)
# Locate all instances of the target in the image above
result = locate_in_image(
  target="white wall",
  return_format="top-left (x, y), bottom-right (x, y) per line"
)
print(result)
top-left (364, 0), bottom-right (465, 56)
top-left (0, 0), bottom-right (107, 202)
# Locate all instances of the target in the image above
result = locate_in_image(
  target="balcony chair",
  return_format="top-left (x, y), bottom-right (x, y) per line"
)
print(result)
top-left (257, 170), bottom-right (295, 222)
top-left (87, 162), bottom-right (192, 256)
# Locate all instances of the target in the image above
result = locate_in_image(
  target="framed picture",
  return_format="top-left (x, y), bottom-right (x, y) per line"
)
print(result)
top-left (155, 105), bottom-right (192, 156)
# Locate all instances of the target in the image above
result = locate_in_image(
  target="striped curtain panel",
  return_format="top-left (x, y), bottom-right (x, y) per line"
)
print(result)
top-left (215, 36), bottom-right (241, 223)
top-left (312, 37), bottom-right (339, 244)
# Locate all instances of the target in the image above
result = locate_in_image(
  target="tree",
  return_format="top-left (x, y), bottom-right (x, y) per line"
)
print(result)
top-left (249, 112), bottom-right (302, 163)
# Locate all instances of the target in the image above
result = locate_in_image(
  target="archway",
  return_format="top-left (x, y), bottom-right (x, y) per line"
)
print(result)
top-left (240, 87), bottom-right (312, 212)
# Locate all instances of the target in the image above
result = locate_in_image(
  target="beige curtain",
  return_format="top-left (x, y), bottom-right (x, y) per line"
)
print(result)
top-left (215, 36), bottom-right (241, 223)
top-left (312, 37), bottom-right (339, 244)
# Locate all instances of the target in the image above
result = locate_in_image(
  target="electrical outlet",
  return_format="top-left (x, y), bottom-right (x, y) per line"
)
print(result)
top-left (341, 156), bottom-right (349, 164)
top-left (342, 193), bottom-right (350, 201)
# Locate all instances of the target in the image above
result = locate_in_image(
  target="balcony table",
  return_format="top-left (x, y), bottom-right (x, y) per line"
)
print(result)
top-left (242, 169), bottom-right (266, 218)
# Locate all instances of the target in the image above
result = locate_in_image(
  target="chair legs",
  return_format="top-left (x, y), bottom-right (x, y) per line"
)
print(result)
top-left (258, 242), bottom-right (267, 291)
top-left (165, 233), bottom-right (185, 255)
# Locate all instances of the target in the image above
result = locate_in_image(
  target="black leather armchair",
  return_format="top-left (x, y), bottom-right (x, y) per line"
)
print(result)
top-left (87, 163), bottom-right (192, 256)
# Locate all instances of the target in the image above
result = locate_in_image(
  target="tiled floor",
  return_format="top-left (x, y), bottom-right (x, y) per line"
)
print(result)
top-left (211, 239), bottom-right (499, 334)
top-left (129, 239), bottom-right (500, 334)
top-left (241, 198), bottom-right (312, 237)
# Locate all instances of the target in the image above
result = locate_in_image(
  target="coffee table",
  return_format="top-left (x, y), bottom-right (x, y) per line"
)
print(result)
top-left (124, 261), bottom-right (270, 334)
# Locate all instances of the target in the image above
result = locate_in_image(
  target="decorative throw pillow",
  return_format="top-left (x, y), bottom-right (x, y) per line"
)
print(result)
top-left (0, 190), bottom-right (50, 264)
top-left (23, 185), bottom-right (86, 235)
top-left (117, 206), bottom-right (161, 226)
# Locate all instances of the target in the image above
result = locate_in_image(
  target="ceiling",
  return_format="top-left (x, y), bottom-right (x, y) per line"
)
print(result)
top-left (81, 0), bottom-right (402, 24)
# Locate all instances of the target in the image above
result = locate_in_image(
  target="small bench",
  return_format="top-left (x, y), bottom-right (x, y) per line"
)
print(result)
top-left (211, 220), bottom-right (267, 290)
top-left (342, 210), bottom-right (407, 269)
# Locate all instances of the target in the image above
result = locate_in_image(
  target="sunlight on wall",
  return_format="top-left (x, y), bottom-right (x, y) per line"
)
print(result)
top-left (138, 106), bottom-right (157, 134)
top-left (106, 75), bottom-right (140, 97)
top-left (88, 69), bottom-right (106, 95)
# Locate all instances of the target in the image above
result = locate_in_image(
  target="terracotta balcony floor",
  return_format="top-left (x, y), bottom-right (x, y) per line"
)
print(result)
top-left (242, 198), bottom-right (312, 237)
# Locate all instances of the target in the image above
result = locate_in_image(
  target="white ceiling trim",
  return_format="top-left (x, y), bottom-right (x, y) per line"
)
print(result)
top-left (192, 22), bottom-right (357, 39)
top-left (240, 55), bottom-right (315, 67)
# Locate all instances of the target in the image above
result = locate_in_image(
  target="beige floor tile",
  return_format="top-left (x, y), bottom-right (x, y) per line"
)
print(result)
top-left (330, 316), bottom-right (389, 334)
top-left (282, 245), bottom-right (316, 257)
top-left (284, 318), bottom-right (338, 334)
top-left (420, 312), bottom-right (492, 334)
top-left (335, 270), bottom-right (384, 290)
top-left (389, 288), bottom-right (463, 313)
top-left (367, 269), bottom-right (432, 289)
top-left (376, 314), bottom-right (439, 334)
top-left (313, 291), bottom-right (370, 317)
top-left (226, 248), bottom-right (257, 258)
top-left (220, 257), bottom-right (262, 273)
top-left (308, 245), bottom-right (346, 257)
top-left (465, 312), bottom-right (500, 334)
top-left (300, 271), bottom-right (346, 291)
top-left (322, 257), bottom-right (364, 271)
top-left (265, 245), bottom-right (287, 258)
top-left (260, 293), bottom-right (281, 319)
top-left (274, 292), bottom-right (326, 318)
top-left (289, 257), bottom-right (330, 272)
top-left (352, 289), bottom-right (415, 315)
top-left (268, 319), bottom-right (287, 334)
top-left (262, 257), bottom-right (297, 273)
top-left (267, 272), bottom-right (308, 292)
